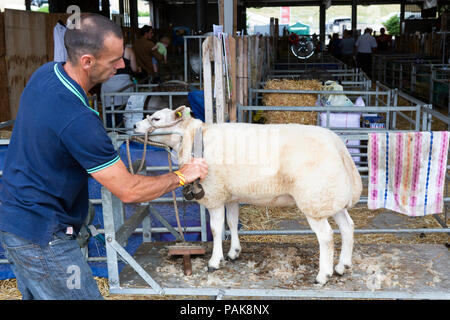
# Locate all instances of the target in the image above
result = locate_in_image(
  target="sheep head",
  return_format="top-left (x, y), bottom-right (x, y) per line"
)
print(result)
top-left (133, 105), bottom-right (191, 150)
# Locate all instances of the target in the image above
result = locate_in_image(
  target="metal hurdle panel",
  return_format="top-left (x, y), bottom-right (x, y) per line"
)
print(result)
top-left (430, 66), bottom-right (450, 116)
top-left (372, 54), bottom-right (449, 112)
top-left (183, 35), bottom-right (208, 88)
top-left (371, 54), bottom-right (414, 84)
top-left (266, 69), bottom-right (369, 89)
top-left (272, 55), bottom-right (347, 71)
top-left (247, 81), bottom-right (388, 129)
top-left (101, 84), bottom-right (190, 132)
top-left (388, 60), bottom-right (441, 91)
top-left (263, 68), bottom-right (370, 92)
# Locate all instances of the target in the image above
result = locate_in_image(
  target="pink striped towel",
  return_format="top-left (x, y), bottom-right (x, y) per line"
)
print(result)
top-left (368, 132), bottom-right (449, 216)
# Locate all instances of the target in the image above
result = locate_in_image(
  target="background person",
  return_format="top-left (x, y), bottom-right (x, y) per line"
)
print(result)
top-left (355, 27), bottom-right (377, 77)
top-left (328, 33), bottom-right (341, 60)
top-left (339, 30), bottom-right (356, 67)
top-left (101, 43), bottom-right (140, 129)
top-left (151, 36), bottom-right (170, 74)
top-left (376, 27), bottom-right (392, 52)
top-left (132, 25), bottom-right (164, 82)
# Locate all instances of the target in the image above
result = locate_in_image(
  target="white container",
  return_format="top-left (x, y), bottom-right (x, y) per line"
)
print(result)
top-left (319, 112), bottom-right (361, 129)
top-left (319, 112), bottom-right (361, 164)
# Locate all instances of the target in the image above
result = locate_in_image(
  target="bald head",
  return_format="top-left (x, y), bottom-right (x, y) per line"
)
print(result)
top-left (64, 13), bottom-right (123, 65)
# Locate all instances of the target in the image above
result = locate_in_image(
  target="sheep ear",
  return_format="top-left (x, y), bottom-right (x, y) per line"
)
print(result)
top-left (174, 106), bottom-right (191, 119)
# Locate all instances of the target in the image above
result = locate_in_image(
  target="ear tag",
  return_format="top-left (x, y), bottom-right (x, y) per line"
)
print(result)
top-left (176, 111), bottom-right (182, 118)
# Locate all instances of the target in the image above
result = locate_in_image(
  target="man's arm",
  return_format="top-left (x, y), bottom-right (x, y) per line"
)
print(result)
top-left (371, 37), bottom-right (378, 53)
top-left (91, 158), bottom-right (208, 203)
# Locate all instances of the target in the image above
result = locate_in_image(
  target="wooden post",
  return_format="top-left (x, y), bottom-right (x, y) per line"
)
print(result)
top-left (243, 36), bottom-right (248, 106)
top-left (247, 36), bottom-right (253, 106)
top-left (213, 36), bottom-right (226, 123)
top-left (237, 36), bottom-right (244, 107)
top-left (229, 36), bottom-right (237, 122)
top-left (202, 35), bottom-right (229, 124)
top-left (218, 0), bottom-right (224, 27)
top-left (254, 36), bottom-right (259, 96)
top-left (202, 36), bottom-right (214, 124)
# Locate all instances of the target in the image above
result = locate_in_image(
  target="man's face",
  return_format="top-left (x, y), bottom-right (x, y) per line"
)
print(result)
top-left (145, 29), bottom-right (154, 40)
top-left (89, 34), bottom-right (125, 84)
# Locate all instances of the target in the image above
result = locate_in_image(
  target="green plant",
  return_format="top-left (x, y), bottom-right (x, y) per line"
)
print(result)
top-left (32, 6), bottom-right (49, 13)
top-left (138, 11), bottom-right (149, 17)
top-left (383, 15), bottom-right (400, 36)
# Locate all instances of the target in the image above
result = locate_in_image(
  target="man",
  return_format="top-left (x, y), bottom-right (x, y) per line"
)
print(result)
top-left (339, 29), bottom-right (355, 67)
top-left (376, 28), bottom-right (392, 52)
top-left (133, 25), bottom-right (163, 81)
top-left (328, 33), bottom-right (341, 60)
top-left (355, 27), bottom-right (377, 78)
top-left (0, 13), bottom-right (207, 300)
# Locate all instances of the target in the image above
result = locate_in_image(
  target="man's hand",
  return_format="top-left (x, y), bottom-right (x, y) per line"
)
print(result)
top-left (178, 158), bottom-right (208, 184)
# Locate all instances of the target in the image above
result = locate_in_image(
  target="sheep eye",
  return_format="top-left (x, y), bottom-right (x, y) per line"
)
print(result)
top-left (152, 118), bottom-right (160, 122)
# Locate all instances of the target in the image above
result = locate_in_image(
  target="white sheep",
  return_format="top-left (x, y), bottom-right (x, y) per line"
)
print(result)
top-left (134, 106), bottom-right (362, 285)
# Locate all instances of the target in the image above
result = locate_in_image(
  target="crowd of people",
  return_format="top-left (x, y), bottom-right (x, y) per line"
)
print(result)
top-left (328, 27), bottom-right (393, 78)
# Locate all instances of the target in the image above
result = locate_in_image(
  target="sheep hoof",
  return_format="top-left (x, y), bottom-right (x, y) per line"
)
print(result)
top-left (314, 273), bottom-right (332, 285)
top-left (335, 263), bottom-right (351, 276)
top-left (226, 249), bottom-right (241, 261)
top-left (207, 266), bottom-right (219, 272)
top-left (226, 255), bottom-right (238, 262)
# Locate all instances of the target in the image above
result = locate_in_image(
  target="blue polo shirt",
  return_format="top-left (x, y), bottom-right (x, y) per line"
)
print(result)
top-left (0, 62), bottom-right (120, 246)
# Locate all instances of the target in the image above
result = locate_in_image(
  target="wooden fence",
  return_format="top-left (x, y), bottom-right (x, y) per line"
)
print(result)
top-left (395, 32), bottom-right (448, 58)
top-left (0, 9), bottom-right (69, 122)
top-left (202, 34), bottom-right (272, 124)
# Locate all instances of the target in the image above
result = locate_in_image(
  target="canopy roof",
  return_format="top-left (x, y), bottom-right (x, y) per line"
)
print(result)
top-left (288, 22), bottom-right (311, 35)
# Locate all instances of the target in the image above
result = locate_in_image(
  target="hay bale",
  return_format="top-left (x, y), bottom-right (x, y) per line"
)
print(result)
top-left (261, 79), bottom-right (323, 125)
top-left (0, 130), bottom-right (11, 139)
top-left (0, 279), bottom-right (21, 300)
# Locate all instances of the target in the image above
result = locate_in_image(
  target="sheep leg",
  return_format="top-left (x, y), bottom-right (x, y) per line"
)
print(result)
top-left (208, 206), bottom-right (225, 271)
top-left (332, 209), bottom-right (354, 275)
top-left (225, 202), bottom-right (241, 261)
top-left (305, 216), bottom-right (334, 285)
